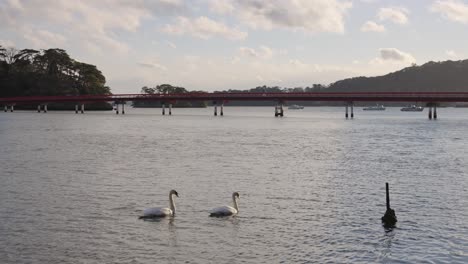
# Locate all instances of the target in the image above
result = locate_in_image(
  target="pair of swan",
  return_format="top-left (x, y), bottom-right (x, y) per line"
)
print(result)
top-left (139, 190), bottom-right (240, 219)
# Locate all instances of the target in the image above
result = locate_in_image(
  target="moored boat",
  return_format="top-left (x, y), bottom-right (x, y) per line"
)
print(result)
top-left (401, 105), bottom-right (424, 112)
top-left (363, 104), bottom-right (386, 111)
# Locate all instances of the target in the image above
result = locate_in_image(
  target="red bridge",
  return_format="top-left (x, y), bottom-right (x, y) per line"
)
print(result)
top-left (2, 92), bottom-right (468, 103)
top-left (1, 92), bottom-right (468, 119)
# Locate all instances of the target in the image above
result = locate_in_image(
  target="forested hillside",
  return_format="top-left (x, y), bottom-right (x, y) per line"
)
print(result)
top-left (327, 60), bottom-right (468, 92)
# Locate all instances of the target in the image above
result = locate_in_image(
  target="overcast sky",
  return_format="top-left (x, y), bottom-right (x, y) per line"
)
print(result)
top-left (1, 0), bottom-right (467, 93)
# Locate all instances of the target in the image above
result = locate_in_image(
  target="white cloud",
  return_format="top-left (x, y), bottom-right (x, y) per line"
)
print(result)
top-left (239, 45), bottom-right (274, 59)
top-left (211, 0), bottom-right (352, 34)
top-left (165, 41), bottom-right (177, 49)
top-left (137, 61), bottom-right (168, 71)
top-left (371, 48), bottom-right (416, 64)
top-left (360, 21), bottom-right (385, 32)
top-left (162, 16), bottom-right (247, 40)
top-left (0, 0), bottom-right (184, 53)
top-left (378, 7), bottom-right (409, 24)
top-left (23, 29), bottom-right (67, 49)
top-left (0, 39), bottom-right (15, 48)
top-left (446, 50), bottom-right (457, 58)
top-left (430, 0), bottom-right (468, 24)
top-left (209, 0), bottom-right (234, 14)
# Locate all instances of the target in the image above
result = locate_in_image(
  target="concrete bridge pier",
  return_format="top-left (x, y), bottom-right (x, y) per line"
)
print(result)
top-left (122, 103), bottom-right (125, 115)
top-left (434, 104), bottom-right (437, 119)
top-left (43, 104), bottom-right (47, 113)
top-left (345, 104), bottom-right (349, 119)
top-left (428, 106), bottom-right (433, 119)
top-left (81, 104), bottom-right (84, 114)
top-left (350, 102), bottom-right (354, 118)
top-left (75, 105), bottom-right (78, 114)
top-left (10, 105), bottom-right (14, 112)
top-left (275, 103), bottom-right (284, 117)
top-left (214, 102), bottom-right (218, 116)
top-left (169, 104), bottom-right (172, 115)
top-left (162, 103), bottom-right (166, 115)
top-left (38, 105), bottom-right (41, 113)
top-left (115, 104), bottom-right (119, 114)
top-left (220, 103), bottom-right (224, 116)
top-left (4, 105), bottom-right (7, 112)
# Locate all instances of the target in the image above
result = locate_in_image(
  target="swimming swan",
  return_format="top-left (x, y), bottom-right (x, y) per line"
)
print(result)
top-left (209, 192), bottom-right (239, 217)
top-left (139, 189), bottom-right (179, 219)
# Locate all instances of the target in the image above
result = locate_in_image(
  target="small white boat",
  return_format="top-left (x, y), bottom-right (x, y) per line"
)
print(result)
top-left (288, 104), bottom-right (304, 109)
top-left (401, 105), bottom-right (424, 112)
top-left (363, 104), bottom-right (386, 111)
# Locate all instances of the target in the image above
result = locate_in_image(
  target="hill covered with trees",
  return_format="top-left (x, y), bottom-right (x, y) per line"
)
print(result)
top-left (0, 46), bottom-right (111, 109)
top-left (133, 84), bottom-right (207, 108)
top-left (326, 60), bottom-right (468, 92)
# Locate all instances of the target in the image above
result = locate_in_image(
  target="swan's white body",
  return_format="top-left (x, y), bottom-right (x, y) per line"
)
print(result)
top-left (210, 192), bottom-right (239, 217)
top-left (140, 190), bottom-right (178, 219)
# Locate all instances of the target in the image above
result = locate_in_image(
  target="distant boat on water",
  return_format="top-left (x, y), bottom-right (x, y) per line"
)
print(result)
top-left (288, 104), bottom-right (304, 109)
top-left (363, 104), bottom-right (386, 111)
top-left (401, 105), bottom-right (424, 112)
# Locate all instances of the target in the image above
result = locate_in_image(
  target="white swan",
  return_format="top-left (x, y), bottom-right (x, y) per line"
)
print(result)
top-left (139, 189), bottom-right (179, 219)
top-left (209, 192), bottom-right (240, 217)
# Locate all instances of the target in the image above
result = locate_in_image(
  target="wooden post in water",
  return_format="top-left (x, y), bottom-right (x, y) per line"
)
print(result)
top-left (382, 182), bottom-right (397, 227)
top-left (386, 182), bottom-right (390, 210)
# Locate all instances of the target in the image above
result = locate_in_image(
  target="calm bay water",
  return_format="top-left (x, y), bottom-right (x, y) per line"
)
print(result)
top-left (1, 106), bottom-right (467, 263)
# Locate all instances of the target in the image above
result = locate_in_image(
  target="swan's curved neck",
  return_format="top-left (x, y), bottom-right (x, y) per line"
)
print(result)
top-left (169, 194), bottom-right (176, 214)
top-left (232, 196), bottom-right (239, 211)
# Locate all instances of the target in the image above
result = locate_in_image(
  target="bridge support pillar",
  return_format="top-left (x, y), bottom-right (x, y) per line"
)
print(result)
top-left (428, 106), bottom-right (433, 120)
top-left (10, 105), bottom-right (13, 112)
top-left (275, 104), bottom-right (284, 117)
top-left (38, 105), bottom-right (41, 113)
top-left (351, 102), bottom-right (354, 119)
top-left (169, 104), bottom-right (172, 115)
top-left (116, 104), bottom-right (119, 114)
top-left (4, 105), bottom-right (7, 112)
top-left (75, 105), bottom-right (78, 114)
top-left (345, 104), bottom-right (349, 119)
top-left (122, 103), bottom-right (125, 115)
top-left (434, 104), bottom-right (437, 119)
top-left (162, 104), bottom-right (166, 115)
top-left (43, 104), bottom-right (47, 113)
top-left (81, 104), bottom-right (84, 114)
top-left (220, 103), bottom-right (224, 116)
top-left (214, 102), bottom-right (218, 116)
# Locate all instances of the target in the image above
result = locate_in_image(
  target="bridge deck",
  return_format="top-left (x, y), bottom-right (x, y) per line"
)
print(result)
top-left (2, 92), bottom-right (468, 104)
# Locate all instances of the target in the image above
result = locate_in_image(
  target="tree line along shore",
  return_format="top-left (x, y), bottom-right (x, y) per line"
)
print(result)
top-left (2, 46), bottom-right (467, 109)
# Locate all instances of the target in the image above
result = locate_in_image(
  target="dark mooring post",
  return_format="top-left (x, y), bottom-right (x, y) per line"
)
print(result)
top-left (168, 103), bottom-right (172, 115)
top-left (214, 102), bottom-right (218, 116)
top-left (350, 102), bottom-right (354, 119)
top-left (382, 182), bottom-right (397, 227)
top-left (162, 103), bottom-right (165, 115)
top-left (345, 103), bottom-right (349, 119)
top-left (428, 105), bottom-right (432, 120)
top-left (434, 104), bottom-right (437, 119)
